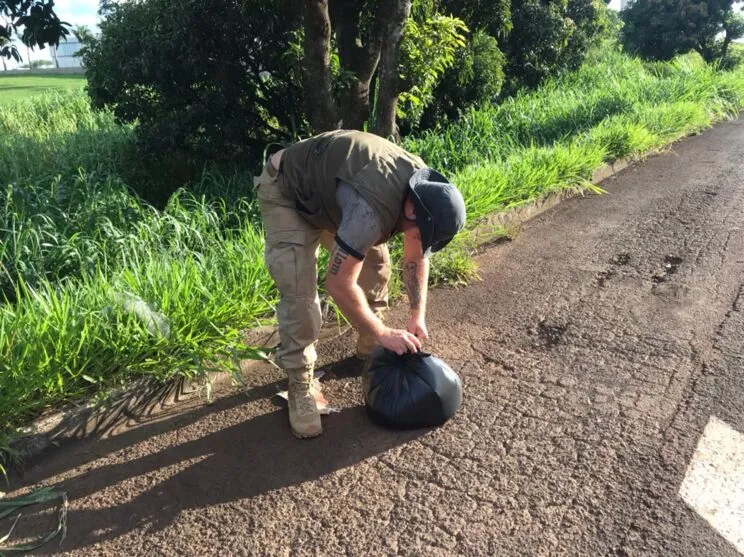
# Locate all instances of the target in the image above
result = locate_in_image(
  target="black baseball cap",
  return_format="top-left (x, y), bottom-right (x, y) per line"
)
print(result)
top-left (408, 168), bottom-right (467, 256)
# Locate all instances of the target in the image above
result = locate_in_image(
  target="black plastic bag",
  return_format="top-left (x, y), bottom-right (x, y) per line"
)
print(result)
top-left (362, 347), bottom-right (463, 429)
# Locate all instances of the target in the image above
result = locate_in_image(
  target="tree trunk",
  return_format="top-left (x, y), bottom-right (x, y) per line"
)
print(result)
top-left (372, 0), bottom-right (411, 140)
top-left (303, 0), bottom-right (341, 132)
top-left (720, 26), bottom-right (733, 62)
top-left (720, 37), bottom-right (731, 61)
top-left (332, 0), bottom-right (385, 130)
top-left (695, 36), bottom-right (717, 64)
top-left (341, 81), bottom-right (372, 130)
top-left (303, 0), bottom-right (411, 137)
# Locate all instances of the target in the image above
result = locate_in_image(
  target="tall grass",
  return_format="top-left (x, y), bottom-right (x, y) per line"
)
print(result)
top-left (0, 98), bottom-right (275, 434)
top-left (405, 51), bottom-right (744, 172)
top-left (0, 93), bottom-right (133, 183)
top-left (0, 177), bottom-right (275, 428)
top-left (1, 49), bottom-right (744, 459)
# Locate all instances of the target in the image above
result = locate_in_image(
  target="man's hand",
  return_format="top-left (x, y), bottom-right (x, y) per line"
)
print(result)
top-left (377, 327), bottom-right (422, 355)
top-left (407, 314), bottom-right (429, 342)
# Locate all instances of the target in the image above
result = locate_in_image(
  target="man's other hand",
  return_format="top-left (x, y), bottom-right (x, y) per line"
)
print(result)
top-left (407, 314), bottom-right (429, 342)
top-left (377, 327), bottom-right (422, 355)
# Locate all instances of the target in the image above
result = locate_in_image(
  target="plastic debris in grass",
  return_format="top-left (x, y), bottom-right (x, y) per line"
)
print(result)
top-left (0, 486), bottom-right (67, 555)
top-left (107, 291), bottom-right (172, 339)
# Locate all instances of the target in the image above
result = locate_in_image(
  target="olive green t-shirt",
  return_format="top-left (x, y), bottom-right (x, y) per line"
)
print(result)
top-left (280, 130), bottom-right (425, 243)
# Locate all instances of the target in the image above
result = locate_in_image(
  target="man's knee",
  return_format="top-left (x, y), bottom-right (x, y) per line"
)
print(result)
top-left (358, 244), bottom-right (390, 303)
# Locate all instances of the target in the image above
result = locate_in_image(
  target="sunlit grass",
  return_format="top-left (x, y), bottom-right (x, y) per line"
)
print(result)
top-left (405, 51), bottom-right (744, 172)
top-left (0, 72), bottom-right (85, 105)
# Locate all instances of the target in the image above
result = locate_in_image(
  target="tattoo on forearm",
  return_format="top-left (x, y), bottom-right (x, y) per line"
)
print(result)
top-left (330, 245), bottom-right (349, 276)
top-left (404, 261), bottom-right (421, 309)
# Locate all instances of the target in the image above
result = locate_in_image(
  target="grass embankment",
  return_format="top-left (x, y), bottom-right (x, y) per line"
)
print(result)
top-left (0, 73), bottom-right (86, 105)
top-left (0, 94), bottom-right (275, 465)
top-left (406, 51), bottom-right (744, 221)
top-left (1, 50), bottom-right (743, 463)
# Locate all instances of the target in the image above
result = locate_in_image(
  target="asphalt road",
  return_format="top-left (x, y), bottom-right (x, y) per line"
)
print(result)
top-left (11, 119), bottom-right (744, 556)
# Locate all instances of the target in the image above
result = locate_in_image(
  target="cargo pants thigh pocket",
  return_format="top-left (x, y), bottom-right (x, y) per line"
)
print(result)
top-left (265, 231), bottom-right (318, 299)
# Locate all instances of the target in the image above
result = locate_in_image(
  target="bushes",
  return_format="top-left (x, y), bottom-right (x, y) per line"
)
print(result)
top-left (418, 30), bottom-right (506, 130)
top-left (81, 0), bottom-right (305, 202)
top-left (82, 0), bottom-right (613, 181)
top-left (621, 0), bottom-right (744, 64)
top-left (441, 0), bottom-right (610, 93)
top-left (500, 0), bottom-right (611, 92)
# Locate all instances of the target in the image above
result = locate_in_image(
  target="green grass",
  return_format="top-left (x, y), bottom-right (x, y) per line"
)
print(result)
top-left (405, 51), bottom-right (742, 171)
top-left (1, 48), bottom-right (744, 467)
top-left (0, 73), bottom-right (86, 105)
top-left (404, 50), bottom-right (744, 223)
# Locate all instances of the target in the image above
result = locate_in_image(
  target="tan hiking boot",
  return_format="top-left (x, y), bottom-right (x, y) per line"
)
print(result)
top-left (310, 377), bottom-right (329, 415)
top-left (287, 367), bottom-right (323, 439)
top-left (355, 310), bottom-right (385, 360)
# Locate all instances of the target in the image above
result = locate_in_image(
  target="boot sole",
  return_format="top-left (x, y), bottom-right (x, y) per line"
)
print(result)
top-left (291, 426), bottom-right (323, 439)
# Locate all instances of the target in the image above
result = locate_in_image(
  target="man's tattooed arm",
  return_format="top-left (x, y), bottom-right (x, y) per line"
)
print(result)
top-left (404, 261), bottom-right (421, 310)
top-left (401, 224), bottom-right (430, 341)
top-left (329, 243), bottom-right (349, 276)
top-left (325, 241), bottom-right (387, 340)
top-left (403, 258), bottom-right (428, 314)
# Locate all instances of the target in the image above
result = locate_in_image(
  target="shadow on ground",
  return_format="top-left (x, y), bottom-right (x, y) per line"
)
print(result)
top-left (12, 357), bottom-right (421, 554)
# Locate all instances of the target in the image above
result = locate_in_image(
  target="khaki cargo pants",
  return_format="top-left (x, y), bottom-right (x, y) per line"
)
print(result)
top-left (254, 160), bottom-right (391, 371)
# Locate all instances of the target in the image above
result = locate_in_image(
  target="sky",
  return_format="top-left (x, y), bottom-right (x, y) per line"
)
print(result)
top-left (56, 0), bottom-right (101, 30)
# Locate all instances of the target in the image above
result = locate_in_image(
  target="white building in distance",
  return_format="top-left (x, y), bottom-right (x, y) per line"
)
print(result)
top-left (50, 38), bottom-right (83, 69)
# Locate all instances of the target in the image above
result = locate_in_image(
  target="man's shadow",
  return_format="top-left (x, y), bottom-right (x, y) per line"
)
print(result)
top-left (19, 360), bottom-right (423, 554)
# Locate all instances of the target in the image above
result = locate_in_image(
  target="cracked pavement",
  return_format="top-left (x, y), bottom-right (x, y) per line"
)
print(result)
top-left (10, 119), bottom-right (744, 556)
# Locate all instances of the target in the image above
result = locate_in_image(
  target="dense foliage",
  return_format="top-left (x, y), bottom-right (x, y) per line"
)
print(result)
top-left (81, 0), bottom-right (304, 201)
top-left (82, 0), bottom-right (612, 183)
top-left (418, 30), bottom-right (506, 130)
top-left (0, 0), bottom-right (69, 61)
top-left (500, 0), bottom-right (610, 91)
top-left (621, 0), bottom-right (744, 63)
top-left (441, 0), bottom-right (611, 94)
